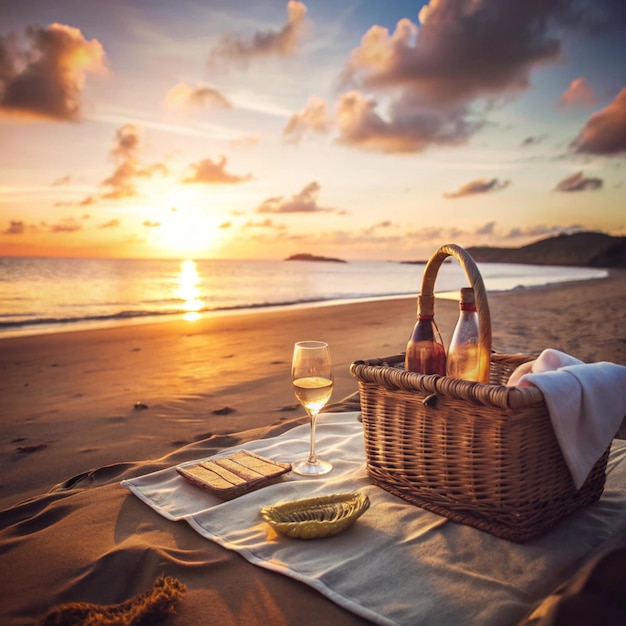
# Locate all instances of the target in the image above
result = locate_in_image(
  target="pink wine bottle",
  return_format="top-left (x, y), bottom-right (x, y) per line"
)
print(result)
top-left (446, 287), bottom-right (481, 381)
top-left (405, 294), bottom-right (446, 375)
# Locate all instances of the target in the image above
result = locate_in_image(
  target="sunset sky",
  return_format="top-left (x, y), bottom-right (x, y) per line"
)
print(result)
top-left (1, 0), bottom-right (625, 261)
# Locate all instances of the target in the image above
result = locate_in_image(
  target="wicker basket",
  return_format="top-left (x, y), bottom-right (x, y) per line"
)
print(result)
top-left (350, 243), bottom-right (609, 542)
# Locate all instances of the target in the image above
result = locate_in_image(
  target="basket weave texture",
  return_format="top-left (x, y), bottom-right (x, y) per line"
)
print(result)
top-left (350, 244), bottom-right (609, 543)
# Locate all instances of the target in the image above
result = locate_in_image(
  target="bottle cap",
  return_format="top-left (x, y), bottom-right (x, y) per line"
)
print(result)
top-left (459, 287), bottom-right (475, 304)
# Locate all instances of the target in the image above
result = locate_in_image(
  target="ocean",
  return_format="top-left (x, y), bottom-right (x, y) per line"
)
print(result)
top-left (0, 256), bottom-right (607, 338)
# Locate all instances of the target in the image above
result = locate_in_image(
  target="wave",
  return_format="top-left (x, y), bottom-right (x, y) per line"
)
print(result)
top-left (0, 257), bottom-right (607, 338)
top-left (0, 291), bottom-right (413, 332)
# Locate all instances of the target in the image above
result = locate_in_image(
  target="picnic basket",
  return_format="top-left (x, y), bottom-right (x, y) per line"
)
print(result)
top-left (349, 243), bottom-right (609, 542)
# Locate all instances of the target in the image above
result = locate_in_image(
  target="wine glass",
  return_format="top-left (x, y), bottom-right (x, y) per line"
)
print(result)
top-left (291, 341), bottom-right (334, 476)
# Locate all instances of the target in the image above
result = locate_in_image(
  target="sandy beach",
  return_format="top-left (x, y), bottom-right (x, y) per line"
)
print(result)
top-left (1, 269), bottom-right (626, 626)
top-left (1, 269), bottom-right (625, 510)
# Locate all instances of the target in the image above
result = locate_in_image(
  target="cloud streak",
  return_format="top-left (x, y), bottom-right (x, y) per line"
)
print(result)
top-left (208, 1), bottom-right (307, 67)
top-left (50, 217), bottom-right (82, 233)
top-left (256, 181), bottom-right (337, 213)
top-left (98, 219), bottom-right (120, 229)
top-left (444, 178), bottom-right (510, 198)
top-left (555, 171), bottom-right (603, 192)
top-left (243, 217), bottom-right (286, 231)
top-left (163, 82), bottom-right (231, 112)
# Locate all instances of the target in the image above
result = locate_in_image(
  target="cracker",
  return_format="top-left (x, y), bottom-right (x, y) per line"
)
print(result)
top-left (177, 450), bottom-right (291, 499)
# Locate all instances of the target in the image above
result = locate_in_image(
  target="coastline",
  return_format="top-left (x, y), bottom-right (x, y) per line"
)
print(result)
top-left (0, 258), bottom-right (607, 340)
top-left (1, 268), bottom-right (625, 509)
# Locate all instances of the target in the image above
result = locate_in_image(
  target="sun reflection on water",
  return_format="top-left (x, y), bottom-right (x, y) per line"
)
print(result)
top-left (177, 259), bottom-right (205, 321)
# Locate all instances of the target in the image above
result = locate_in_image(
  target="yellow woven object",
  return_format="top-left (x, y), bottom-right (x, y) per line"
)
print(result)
top-left (261, 492), bottom-right (370, 539)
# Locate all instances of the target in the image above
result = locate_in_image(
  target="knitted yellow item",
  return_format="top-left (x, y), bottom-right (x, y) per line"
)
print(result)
top-left (40, 576), bottom-right (186, 626)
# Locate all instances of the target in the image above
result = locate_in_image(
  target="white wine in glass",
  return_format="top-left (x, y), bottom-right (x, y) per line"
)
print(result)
top-left (291, 341), bottom-right (334, 476)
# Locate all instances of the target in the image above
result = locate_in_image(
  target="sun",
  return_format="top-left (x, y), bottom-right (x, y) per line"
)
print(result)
top-left (140, 183), bottom-right (229, 258)
top-left (154, 205), bottom-right (223, 258)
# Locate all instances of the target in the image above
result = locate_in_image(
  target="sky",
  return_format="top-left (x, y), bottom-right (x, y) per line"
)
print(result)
top-left (1, 0), bottom-right (625, 261)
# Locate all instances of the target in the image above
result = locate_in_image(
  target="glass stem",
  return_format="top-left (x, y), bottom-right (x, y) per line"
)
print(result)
top-left (307, 411), bottom-right (319, 464)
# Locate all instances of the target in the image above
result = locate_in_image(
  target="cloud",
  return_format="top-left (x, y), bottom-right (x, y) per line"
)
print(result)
top-left (0, 23), bottom-right (106, 121)
top-left (333, 0), bottom-right (619, 154)
top-left (50, 217), bottom-right (82, 232)
top-left (475, 221), bottom-right (496, 236)
top-left (100, 124), bottom-right (168, 199)
top-left (521, 135), bottom-right (547, 147)
top-left (283, 96), bottom-right (332, 143)
top-left (4, 217), bottom-right (95, 235)
top-left (112, 124), bottom-right (138, 157)
top-left (256, 181), bottom-right (337, 213)
top-left (571, 88), bottom-right (626, 155)
top-left (163, 81), bottom-right (231, 111)
top-left (98, 219), bottom-right (120, 229)
top-left (505, 224), bottom-right (585, 238)
top-left (2, 220), bottom-right (25, 235)
top-left (101, 162), bottom-right (140, 199)
top-left (335, 90), bottom-right (479, 153)
top-left (208, 1), bottom-right (308, 67)
top-left (182, 156), bottom-right (253, 184)
top-left (51, 174), bottom-right (71, 186)
top-left (555, 171), bottom-right (603, 192)
top-left (560, 1), bottom-right (626, 34)
top-left (559, 77), bottom-right (596, 107)
top-left (341, 1), bottom-right (572, 107)
top-left (370, 220), bottom-right (393, 230)
top-left (444, 178), bottom-right (510, 198)
top-left (231, 133), bottom-right (261, 148)
top-left (362, 220), bottom-right (394, 236)
top-left (242, 217), bottom-right (286, 230)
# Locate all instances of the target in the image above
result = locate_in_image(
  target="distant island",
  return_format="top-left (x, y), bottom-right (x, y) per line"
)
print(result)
top-left (465, 232), bottom-right (626, 268)
top-left (285, 253), bottom-right (347, 264)
top-left (399, 258), bottom-right (452, 265)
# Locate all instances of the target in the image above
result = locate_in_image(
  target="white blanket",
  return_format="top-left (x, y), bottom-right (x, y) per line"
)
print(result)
top-left (123, 412), bottom-right (626, 626)
top-left (508, 349), bottom-right (626, 489)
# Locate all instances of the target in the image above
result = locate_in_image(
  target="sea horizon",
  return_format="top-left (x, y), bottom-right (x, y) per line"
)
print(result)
top-left (0, 256), bottom-right (608, 339)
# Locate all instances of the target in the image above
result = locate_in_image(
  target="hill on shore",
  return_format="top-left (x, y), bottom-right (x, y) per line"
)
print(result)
top-left (466, 232), bottom-right (626, 268)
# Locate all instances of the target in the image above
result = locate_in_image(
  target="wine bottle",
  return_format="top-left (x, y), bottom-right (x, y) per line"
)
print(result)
top-left (446, 287), bottom-right (481, 381)
top-left (405, 294), bottom-right (446, 375)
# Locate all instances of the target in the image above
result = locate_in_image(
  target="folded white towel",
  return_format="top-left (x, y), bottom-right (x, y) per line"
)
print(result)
top-left (508, 349), bottom-right (626, 489)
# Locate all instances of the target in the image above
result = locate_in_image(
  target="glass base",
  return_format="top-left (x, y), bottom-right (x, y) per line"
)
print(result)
top-left (291, 458), bottom-right (332, 476)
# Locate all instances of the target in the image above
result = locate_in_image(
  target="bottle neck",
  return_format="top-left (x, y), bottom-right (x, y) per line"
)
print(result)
top-left (459, 302), bottom-right (476, 312)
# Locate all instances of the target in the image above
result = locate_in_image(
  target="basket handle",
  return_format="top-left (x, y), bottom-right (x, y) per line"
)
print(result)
top-left (421, 244), bottom-right (492, 383)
